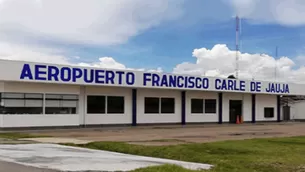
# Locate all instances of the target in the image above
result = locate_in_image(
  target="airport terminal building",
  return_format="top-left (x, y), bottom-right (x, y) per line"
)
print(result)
top-left (0, 59), bottom-right (303, 128)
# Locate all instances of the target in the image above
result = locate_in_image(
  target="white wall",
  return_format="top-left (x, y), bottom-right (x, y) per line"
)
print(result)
top-left (4, 82), bottom-right (80, 94)
top-left (0, 82), bottom-right (3, 127)
top-left (1, 115), bottom-right (79, 127)
top-left (186, 91), bottom-right (218, 123)
top-left (256, 94), bottom-right (277, 121)
top-left (223, 93), bottom-right (252, 122)
top-left (84, 86), bottom-right (132, 125)
top-left (290, 102), bottom-right (305, 120)
top-left (1, 82), bottom-right (81, 128)
top-left (137, 88), bottom-right (181, 124)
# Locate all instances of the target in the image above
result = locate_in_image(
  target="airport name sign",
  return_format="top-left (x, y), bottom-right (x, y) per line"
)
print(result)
top-left (19, 63), bottom-right (290, 94)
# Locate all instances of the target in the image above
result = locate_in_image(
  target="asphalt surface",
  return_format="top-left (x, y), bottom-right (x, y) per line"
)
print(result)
top-left (0, 160), bottom-right (59, 172)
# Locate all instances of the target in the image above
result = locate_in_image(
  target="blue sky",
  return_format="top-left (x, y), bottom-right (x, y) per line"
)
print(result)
top-left (65, 0), bottom-right (305, 72)
top-left (1, 0), bottom-right (305, 82)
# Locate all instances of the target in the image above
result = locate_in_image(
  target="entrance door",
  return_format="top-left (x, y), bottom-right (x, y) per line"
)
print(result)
top-left (283, 105), bottom-right (291, 121)
top-left (229, 100), bottom-right (242, 123)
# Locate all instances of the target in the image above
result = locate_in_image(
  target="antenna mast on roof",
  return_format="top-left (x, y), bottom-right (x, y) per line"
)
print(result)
top-left (235, 15), bottom-right (240, 79)
top-left (275, 46), bottom-right (278, 81)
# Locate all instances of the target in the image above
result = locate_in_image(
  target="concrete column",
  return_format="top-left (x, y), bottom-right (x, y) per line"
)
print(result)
top-left (252, 94), bottom-right (256, 123)
top-left (218, 93), bottom-right (223, 124)
top-left (132, 89), bottom-right (137, 126)
top-left (277, 95), bottom-right (281, 122)
top-left (181, 91), bottom-right (186, 125)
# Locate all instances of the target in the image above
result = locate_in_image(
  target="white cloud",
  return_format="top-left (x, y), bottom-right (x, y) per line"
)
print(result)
top-left (77, 57), bottom-right (163, 72)
top-left (1, 41), bottom-right (305, 83)
top-left (0, 42), bottom-right (70, 64)
top-left (229, 0), bottom-right (305, 26)
top-left (0, 0), bottom-right (184, 46)
top-left (0, 41), bottom-right (163, 72)
top-left (0, 0), bottom-right (174, 73)
top-left (173, 44), bottom-right (305, 83)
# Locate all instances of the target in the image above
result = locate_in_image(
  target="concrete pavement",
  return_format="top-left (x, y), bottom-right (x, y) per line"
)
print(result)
top-left (0, 143), bottom-right (212, 171)
top-left (0, 160), bottom-right (59, 172)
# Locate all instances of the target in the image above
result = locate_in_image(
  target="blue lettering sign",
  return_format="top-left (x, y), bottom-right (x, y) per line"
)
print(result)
top-left (61, 67), bottom-right (71, 82)
top-left (240, 80), bottom-right (245, 91)
top-left (126, 72), bottom-right (135, 85)
top-left (19, 63), bottom-right (291, 95)
top-left (215, 79), bottom-right (245, 91)
top-left (177, 76), bottom-right (184, 88)
top-left (250, 81), bottom-right (261, 92)
top-left (95, 70), bottom-right (105, 84)
top-left (215, 79), bottom-right (221, 90)
top-left (19, 64), bottom-right (136, 86)
top-left (143, 73), bottom-right (151, 86)
top-left (84, 69), bottom-right (94, 83)
top-left (266, 83), bottom-right (289, 93)
top-left (116, 71), bottom-right (124, 84)
top-left (20, 64), bottom-right (33, 80)
top-left (48, 66), bottom-right (59, 81)
top-left (142, 73), bottom-right (209, 90)
top-left (105, 71), bottom-right (115, 84)
top-left (35, 65), bottom-right (47, 81)
top-left (256, 82), bottom-right (261, 92)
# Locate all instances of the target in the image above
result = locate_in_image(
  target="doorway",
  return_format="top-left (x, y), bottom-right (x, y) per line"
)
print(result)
top-left (283, 105), bottom-right (291, 121)
top-left (229, 100), bottom-right (242, 123)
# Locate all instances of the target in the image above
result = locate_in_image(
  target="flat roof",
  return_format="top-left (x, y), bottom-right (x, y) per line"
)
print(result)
top-left (0, 59), bottom-right (302, 95)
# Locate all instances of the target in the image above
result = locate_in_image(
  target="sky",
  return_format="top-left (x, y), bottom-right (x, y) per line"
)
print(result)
top-left (1, 0), bottom-right (305, 83)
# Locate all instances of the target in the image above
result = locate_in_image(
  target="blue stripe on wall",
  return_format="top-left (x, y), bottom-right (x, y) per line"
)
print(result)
top-left (277, 95), bottom-right (281, 122)
top-left (218, 93), bottom-right (223, 124)
top-left (132, 89), bottom-right (137, 126)
top-left (252, 94), bottom-right (256, 123)
top-left (181, 91), bottom-right (186, 125)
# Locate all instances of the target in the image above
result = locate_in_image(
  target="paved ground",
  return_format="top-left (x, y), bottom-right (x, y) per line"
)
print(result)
top-left (0, 160), bottom-right (58, 172)
top-left (0, 143), bottom-right (212, 171)
top-left (1, 122), bottom-right (305, 172)
top-left (18, 122), bottom-right (305, 145)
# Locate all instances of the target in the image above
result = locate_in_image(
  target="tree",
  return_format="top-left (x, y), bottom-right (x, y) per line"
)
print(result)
top-left (227, 75), bottom-right (236, 79)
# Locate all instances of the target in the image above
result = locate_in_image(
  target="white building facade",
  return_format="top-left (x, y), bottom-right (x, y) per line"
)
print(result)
top-left (0, 59), bottom-right (302, 128)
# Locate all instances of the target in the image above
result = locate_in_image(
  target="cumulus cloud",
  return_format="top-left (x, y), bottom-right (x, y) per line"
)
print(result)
top-left (0, 0), bottom-right (184, 46)
top-left (0, 42), bottom-right (70, 64)
top-left (0, 41), bottom-right (163, 72)
top-left (0, 0), bottom-right (174, 72)
top-left (173, 44), bottom-right (305, 83)
top-left (77, 57), bottom-right (163, 72)
top-left (229, 0), bottom-right (305, 26)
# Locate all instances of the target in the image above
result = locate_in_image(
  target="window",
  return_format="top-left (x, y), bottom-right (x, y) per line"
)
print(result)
top-left (0, 93), bottom-right (43, 114)
top-left (87, 96), bottom-right (105, 114)
top-left (191, 99), bottom-right (203, 113)
top-left (161, 98), bottom-right (175, 113)
top-left (87, 95), bottom-right (125, 114)
top-left (145, 97), bottom-right (159, 113)
top-left (45, 94), bottom-right (78, 114)
top-left (205, 99), bottom-right (217, 113)
top-left (264, 107), bottom-right (274, 118)
top-left (107, 96), bottom-right (124, 114)
top-left (190, 98), bottom-right (217, 114)
top-left (144, 97), bottom-right (175, 114)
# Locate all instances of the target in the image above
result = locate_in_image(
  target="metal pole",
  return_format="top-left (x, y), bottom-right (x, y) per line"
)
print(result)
top-left (235, 16), bottom-right (239, 79)
top-left (275, 46), bottom-right (278, 81)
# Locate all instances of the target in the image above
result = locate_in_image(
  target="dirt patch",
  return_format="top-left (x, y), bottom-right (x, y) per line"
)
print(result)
top-left (14, 122), bottom-right (305, 146)
top-left (174, 135), bottom-right (215, 139)
top-left (226, 132), bottom-right (284, 136)
top-left (0, 138), bottom-right (37, 144)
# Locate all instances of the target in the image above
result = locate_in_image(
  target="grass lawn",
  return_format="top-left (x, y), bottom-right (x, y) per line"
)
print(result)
top-left (65, 136), bottom-right (305, 172)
